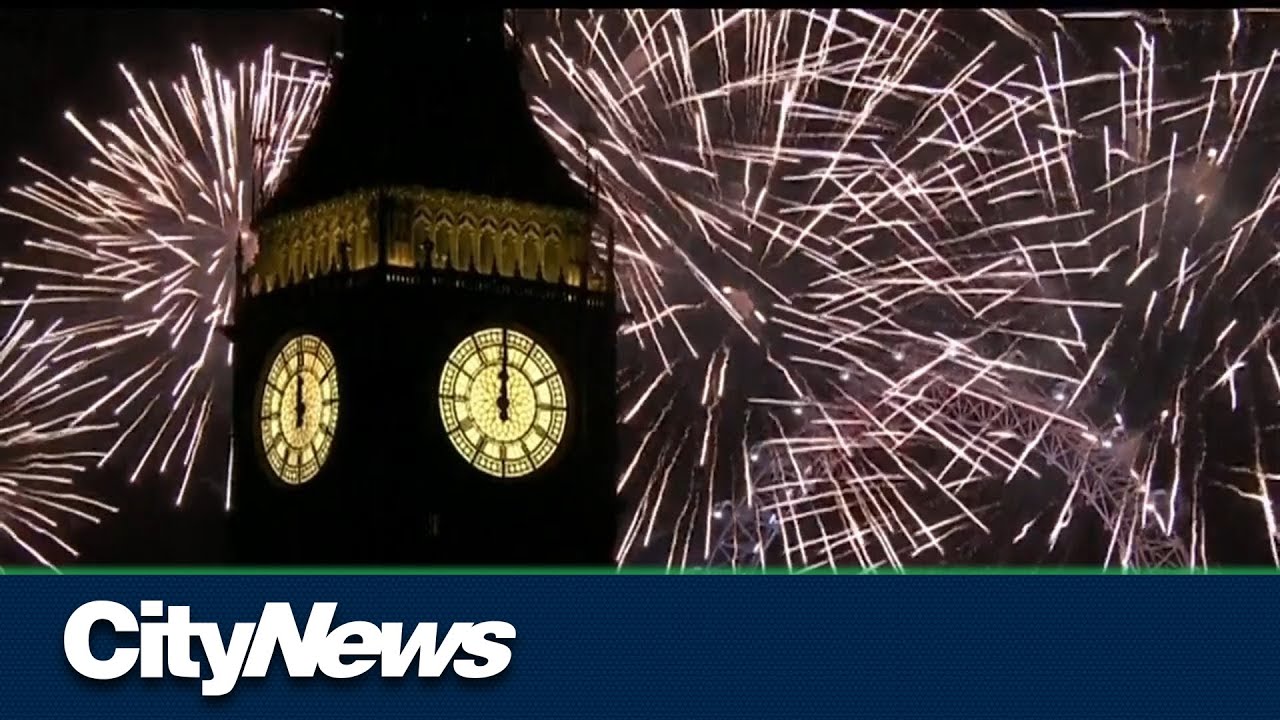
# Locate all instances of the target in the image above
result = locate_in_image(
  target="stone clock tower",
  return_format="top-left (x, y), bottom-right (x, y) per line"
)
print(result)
top-left (226, 9), bottom-right (618, 564)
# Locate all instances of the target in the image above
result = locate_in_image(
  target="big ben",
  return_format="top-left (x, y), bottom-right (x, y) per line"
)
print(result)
top-left (226, 8), bottom-right (619, 565)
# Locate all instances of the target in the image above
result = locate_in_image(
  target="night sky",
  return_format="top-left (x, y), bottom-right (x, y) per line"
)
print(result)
top-left (0, 10), bottom-right (331, 563)
top-left (1, 10), bottom-right (1277, 567)
top-left (0, 11), bottom-right (329, 168)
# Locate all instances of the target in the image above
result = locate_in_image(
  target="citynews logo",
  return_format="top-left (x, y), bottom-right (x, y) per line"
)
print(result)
top-left (63, 601), bottom-right (516, 697)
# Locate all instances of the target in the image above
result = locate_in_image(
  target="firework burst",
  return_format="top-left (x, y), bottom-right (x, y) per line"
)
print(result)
top-left (519, 9), bottom-right (1111, 569)
top-left (691, 9), bottom-right (1280, 571)
top-left (1, 45), bottom-right (328, 509)
top-left (0, 295), bottom-right (117, 567)
top-left (961, 9), bottom-right (1280, 568)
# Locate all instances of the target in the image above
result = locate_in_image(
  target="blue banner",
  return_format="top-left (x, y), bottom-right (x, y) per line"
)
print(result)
top-left (2, 573), bottom-right (1277, 719)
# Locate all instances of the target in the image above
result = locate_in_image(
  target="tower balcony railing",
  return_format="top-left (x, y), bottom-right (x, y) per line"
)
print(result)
top-left (239, 246), bottom-right (611, 313)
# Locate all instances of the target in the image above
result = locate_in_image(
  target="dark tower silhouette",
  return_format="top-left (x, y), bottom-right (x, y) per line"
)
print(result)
top-left (227, 8), bottom-right (618, 564)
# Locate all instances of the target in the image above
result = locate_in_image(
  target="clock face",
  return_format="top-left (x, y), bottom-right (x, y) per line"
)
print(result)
top-left (438, 327), bottom-right (568, 478)
top-left (256, 333), bottom-right (340, 485)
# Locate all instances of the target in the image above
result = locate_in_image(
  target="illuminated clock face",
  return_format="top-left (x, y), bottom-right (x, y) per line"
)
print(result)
top-left (256, 333), bottom-right (340, 485)
top-left (438, 327), bottom-right (568, 478)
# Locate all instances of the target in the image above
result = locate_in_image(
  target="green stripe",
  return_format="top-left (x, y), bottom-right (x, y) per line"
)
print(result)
top-left (0, 566), bottom-right (1275, 576)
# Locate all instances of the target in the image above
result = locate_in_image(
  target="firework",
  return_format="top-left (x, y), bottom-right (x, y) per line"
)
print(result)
top-left (519, 9), bottom-right (1110, 569)
top-left (1, 45), bottom-right (328, 509)
top-left (665, 9), bottom-right (1280, 571)
top-left (958, 9), bottom-right (1280, 568)
top-left (738, 9), bottom-right (1280, 571)
top-left (0, 295), bottom-right (117, 567)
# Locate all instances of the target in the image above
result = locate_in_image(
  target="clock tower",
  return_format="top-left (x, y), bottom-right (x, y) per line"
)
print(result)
top-left (227, 9), bottom-right (619, 564)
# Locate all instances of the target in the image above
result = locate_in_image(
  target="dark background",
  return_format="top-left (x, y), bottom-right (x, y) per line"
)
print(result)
top-left (0, 11), bottom-right (331, 173)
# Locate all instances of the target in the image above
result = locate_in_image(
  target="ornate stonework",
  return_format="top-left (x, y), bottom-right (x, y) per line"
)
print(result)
top-left (248, 188), bottom-right (603, 295)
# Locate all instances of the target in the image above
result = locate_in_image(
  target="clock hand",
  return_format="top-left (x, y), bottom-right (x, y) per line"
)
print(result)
top-left (294, 350), bottom-right (305, 429)
top-left (497, 327), bottom-right (510, 422)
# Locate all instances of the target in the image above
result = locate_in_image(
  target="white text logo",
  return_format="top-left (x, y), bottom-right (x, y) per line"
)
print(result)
top-left (63, 601), bottom-right (516, 696)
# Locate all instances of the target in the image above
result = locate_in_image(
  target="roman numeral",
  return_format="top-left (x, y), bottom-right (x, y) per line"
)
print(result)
top-left (446, 359), bottom-right (474, 379)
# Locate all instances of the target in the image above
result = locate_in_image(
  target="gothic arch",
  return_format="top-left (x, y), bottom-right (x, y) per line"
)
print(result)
top-left (500, 226), bottom-right (522, 278)
top-left (250, 188), bottom-right (594, 292)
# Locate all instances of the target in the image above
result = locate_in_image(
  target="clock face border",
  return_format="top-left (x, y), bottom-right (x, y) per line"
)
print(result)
top-left (253, 330), bottom-right (342, 488)
top-left (437, 325), bottom-right (572, 481)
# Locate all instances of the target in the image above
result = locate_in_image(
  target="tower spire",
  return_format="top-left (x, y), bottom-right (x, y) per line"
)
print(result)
top-left (256, 8), bottom-right (588, 226)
